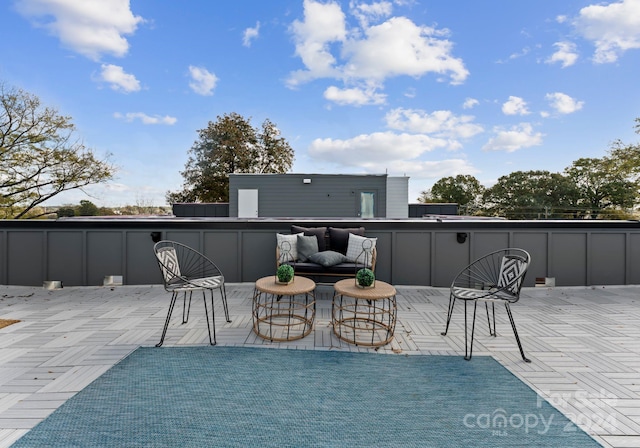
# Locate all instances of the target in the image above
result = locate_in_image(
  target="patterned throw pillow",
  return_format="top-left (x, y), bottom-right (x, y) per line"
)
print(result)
top-left (276, 233), bottom-right (303, 262)
top-left (345, 233), bottom-right (377, 267)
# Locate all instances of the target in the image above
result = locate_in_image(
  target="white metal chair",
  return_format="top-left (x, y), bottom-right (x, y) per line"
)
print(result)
top-left (153, 240), bottom-right (230, 347)
top-left (441, 248), bottom-right (531, 362)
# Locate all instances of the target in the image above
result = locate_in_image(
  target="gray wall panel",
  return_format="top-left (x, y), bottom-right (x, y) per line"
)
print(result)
top-left (434, 232), bottom-right (470, 287)
top-left (630, 233), bottom-right (640, 284)
top-left (126, 232), bottom-right (160, 285)
top-left (48, 231), bottom-right (84, 286)
top-left (87, 232), bottom-right (123, 286)
top-left (385, 177), bottom-right (408, 219)
top-left (0, 231), bottom-right (5, 284)
top-left (8, 231), bottom-right (44, 286)
top-left (204, 232), bottom-right (240, 282)
top-left (1, 219), bottom-right (639, 288)
top-left (591, 233), bottom-right (625, 285)
top-left (512, 232), bottom-right (548, 286)
top-left (367, 232), bottom-right (391, 283)
top-left (394, 232), bottom-right (430, 285)
top-left (242, 232), bottom-right (277, 282)
top-left (164, 232), bottom-right (200, 251)
top-left (473, 232), bottom-right (510, 258)
top-left (551, 233), bottom-right (587, 286)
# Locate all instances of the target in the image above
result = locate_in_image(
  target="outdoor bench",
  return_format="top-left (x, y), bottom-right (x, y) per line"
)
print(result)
top-left (276, 225), bottom-right (377, 283)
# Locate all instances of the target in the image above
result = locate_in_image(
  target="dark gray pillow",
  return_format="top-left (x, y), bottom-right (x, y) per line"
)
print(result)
top-left (297, 235), bottom-right (319, 262)
top-left (308, 251), bottom-right (348, 267)
top-left (291, 225), bottom-right (327, 252)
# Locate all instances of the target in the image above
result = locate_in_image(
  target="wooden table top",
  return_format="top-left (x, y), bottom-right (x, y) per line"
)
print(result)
top-left (333, 279), bottom-right (396, 300)
top-left (255, 276), bottom-right (316, 295)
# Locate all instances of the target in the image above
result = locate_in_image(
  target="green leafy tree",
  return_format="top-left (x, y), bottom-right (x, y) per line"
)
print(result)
top-left (605, 118), bottom-right (640, 177)
top-left (56, 206), bottom-right (76, 218)
top-left (483, 170), bottom-right (580, 219)
top-left (78, 200), bottom-right (99, 216)
top-left (97, 206), bottom-right (116, 216)
top-left (167, 112), bottom-right (294, 203)
top-left (564, 157), bottom-right (637, 218)
top-left (0, 83), bottom-right (115, 219)
top-left (419, 175), bottom-right (485, 213)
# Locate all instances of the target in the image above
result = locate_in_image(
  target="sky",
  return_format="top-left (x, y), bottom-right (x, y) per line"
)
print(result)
top-left (1, 0), bottom-right (640, 208)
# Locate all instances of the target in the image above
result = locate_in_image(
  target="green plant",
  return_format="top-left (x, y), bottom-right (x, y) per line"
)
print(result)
top-left (276, 264), bottom-right (294, 283)
top-left (356, 268), bottom-right (375, 287)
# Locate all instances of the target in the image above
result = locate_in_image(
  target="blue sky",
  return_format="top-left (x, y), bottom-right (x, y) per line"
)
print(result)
top-left (1, 0), bottom-right (639, 207)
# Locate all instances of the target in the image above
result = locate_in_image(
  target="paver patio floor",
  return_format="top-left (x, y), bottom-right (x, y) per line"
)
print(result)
top-left (0, 283), bottom-right (639, 447)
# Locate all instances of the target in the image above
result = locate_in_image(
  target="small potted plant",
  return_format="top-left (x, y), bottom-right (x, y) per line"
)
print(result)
top-left (356, 268), bottom-right (375, 288)
top-left (276, 264), bottom-right (295, 285)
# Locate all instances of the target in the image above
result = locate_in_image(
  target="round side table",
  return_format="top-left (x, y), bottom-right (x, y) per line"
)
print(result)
top-left (253, 276), bottom-right (316, 341)
top-left (332, 279), bottom-right (397, 347)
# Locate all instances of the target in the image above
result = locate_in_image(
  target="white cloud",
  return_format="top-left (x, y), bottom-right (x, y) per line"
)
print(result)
top-left (323, 85), bottom-right (386, 105)
top-left (545, 92), bottom-right (584, 114)
top-left (462, 98), bottom-right (479, 109)
top-left (546, 41), bottom-right (579, 67)
top-left (341, 17), bottom-right (468, 84)
top-left (573, 0), bottom-right (640, 63)
top-left (308, 131), bottom-right (450, 169)
top-left (114, 112), bottom-right (177, 125)
top-left (509, 46), bottom-right (531, 60)
top-left (104, 183), bottom-right (131, 193)
top-left (501, 96), bottom-right (529, 116)
top-left (97, 64), bottom-right (140, 93)
top-left (288, 0), bottom-right (347, 87)
top-left (15, 0), bottom-right (143, 60)
top-left (556, 15), bottom-right (568, 24)
top-left (287, 0), bottom-right (468, 97)
top-left (243, 21), bottom-right (260, 47)
top-left (350, 1), bottom-right (393, 27)
top-left (482, 123), bottom-right (543, 152)
top-left (385, 108), bottom-right (483, 142)
top-left (387, 158), bottom-right (479, 179)
top-left (188, 66), bottom-right (218, 96)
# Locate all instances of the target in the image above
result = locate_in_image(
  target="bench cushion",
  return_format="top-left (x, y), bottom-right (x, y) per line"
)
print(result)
top-left (285, 261), bottom-right (360, 276)
top-left (291, 225), bottom-right (327, 252)
top-left (328, 227), bottom-right (365, 254)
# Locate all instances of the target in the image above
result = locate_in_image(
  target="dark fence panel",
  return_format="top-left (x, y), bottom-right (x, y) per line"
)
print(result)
top-left (1, 218), bottom-right (639, 287)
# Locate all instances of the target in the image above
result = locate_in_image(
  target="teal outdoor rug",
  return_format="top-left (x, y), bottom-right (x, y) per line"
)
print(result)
top-left (13, 347), bottom-right (600, 447)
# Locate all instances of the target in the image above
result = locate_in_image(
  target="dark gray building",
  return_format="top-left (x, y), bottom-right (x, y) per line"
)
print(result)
top-left (228, 173), bottom-right (409, 218)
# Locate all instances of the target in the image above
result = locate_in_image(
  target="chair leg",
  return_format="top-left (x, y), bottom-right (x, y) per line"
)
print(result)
top-left (485, 302), bottom-right (496, 336)
top-left (182, 292), bottom-right (193, 324)
top-left (441, 294), bottom-right (456, 336)
top-left (464, 300), bottom-right (478, 360)
top-left (202, 290), bottom-right (217, 346)
top-left (156, 292), bottom-right (178, 347)
top-left (505, 302), bottom-right (531, 363)
top-left (220, 285), bottom-right (231, 323)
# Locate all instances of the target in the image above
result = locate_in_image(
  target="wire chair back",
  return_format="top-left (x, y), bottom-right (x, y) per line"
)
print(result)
top-left (451, 248), bottom-right (530, 302)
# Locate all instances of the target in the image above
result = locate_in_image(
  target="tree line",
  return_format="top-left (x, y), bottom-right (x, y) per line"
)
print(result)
top-left (419, 119), bottom-right (640, 220)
